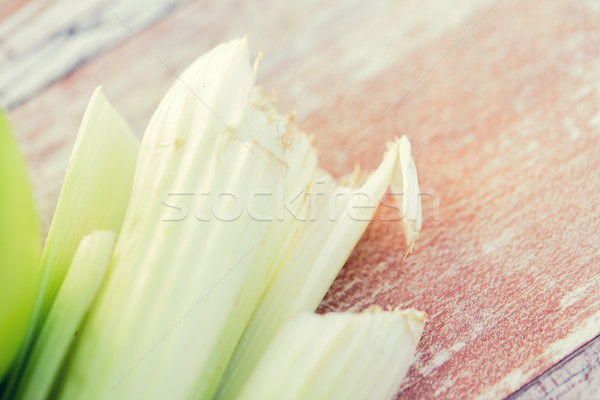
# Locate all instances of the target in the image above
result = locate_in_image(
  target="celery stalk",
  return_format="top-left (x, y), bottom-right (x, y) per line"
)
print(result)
top-left (37, 87), bottom-right (139, 321)
top-left (15, 231), bottom-right (116, 400)
top-left (32, 37), bottom-right (423, 400)
top-left (57, 37), bottom-right (296, 400)
top-left (216, 137), bottom-right (422, 400)
top-left (237, 309), bottom-right (426, 400)
top-left (0, 111), bottom-right (41, 381)
top-left (1, 89), bottom-right (138, 399)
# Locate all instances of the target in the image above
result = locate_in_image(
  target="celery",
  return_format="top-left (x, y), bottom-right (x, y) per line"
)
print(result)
top-left (15, 231), bottom-right (116, 400)
top-left (237, 309), bottom-right (426, 400)
top-left (2, 37), bottom-right (425, 400)
top-left (1, 88), bottom-right (138, 399)
top-left (0, 111), bottom-right (41, 381)
top-left (57, 38), bottom-right (283, 400)
top-left (38, 87), bottom-right (139, 320)
top-left (216, 138), bottom-right (422, 400)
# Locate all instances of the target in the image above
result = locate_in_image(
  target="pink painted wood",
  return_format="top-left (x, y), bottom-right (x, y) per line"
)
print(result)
top-left (3, 0), bottom-right (600, 398)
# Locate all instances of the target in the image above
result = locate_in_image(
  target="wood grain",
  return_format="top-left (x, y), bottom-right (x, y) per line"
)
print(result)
top-left (0, 0), bottom-right (187, 108)
top-left (510, 334), bottom-right (600, 399)
top-left (3, 0), bottom-right (600, 398)
top-left (315, 1), bottom-right (600, 398)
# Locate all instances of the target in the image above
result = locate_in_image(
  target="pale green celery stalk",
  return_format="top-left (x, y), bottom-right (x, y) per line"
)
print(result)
top-left (38, 87), bottom-right (139, 320)
top-left (392, 138), bottom-right (422, 251)
top-left (237, 309), bottom-right (426, 400)
top-left (15, 231), bottom-right (116, 400)
top-left (0, 111), bottom-right (41, 381)
top-left (216, 136), bottom-right (422, 400)
top-left (0, 88), bottom-right (138, 399)
top-left (57, 38), bottom-right (318, 400)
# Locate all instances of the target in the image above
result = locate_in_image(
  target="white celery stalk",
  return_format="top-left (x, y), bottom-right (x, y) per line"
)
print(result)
top-left (237, 308), bottom-right (426, 400)
top-left (57, 38), bottom-right (318, 400)
top-left (15, 231), bottom-right (116, 400)
top-left (216, 137), bottom-right (422, 400)
top-left (38, 87), bottom-right (139, 320)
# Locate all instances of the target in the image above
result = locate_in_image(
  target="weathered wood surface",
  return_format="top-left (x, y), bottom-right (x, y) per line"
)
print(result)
top-left (509, 334), bottom-right (600, 399)
top-left (2, 0), bottom-right (600, 398)
top-left (0, 0), bottom-right (188, 108)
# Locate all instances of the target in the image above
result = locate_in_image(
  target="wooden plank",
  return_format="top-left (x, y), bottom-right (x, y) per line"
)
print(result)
top-left (0, 0), bottom-right (188, 109)
top-left (4, 0), bottom-right (600, 398)
top-left (314, 0), bottom-right (600, 397)
top-left (509, 334), bottom-right (600, 399)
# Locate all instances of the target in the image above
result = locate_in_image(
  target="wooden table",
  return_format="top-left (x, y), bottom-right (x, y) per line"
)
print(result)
top-left (2, 0), bottom-right (599, 398)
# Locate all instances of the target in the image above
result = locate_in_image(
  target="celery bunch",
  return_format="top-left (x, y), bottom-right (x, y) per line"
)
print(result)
top-left (0, 37), bottom-right (424, 400)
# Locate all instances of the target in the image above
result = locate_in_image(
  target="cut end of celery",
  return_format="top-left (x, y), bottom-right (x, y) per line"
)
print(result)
top-left (237, 309), bottom-right (426, 400)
